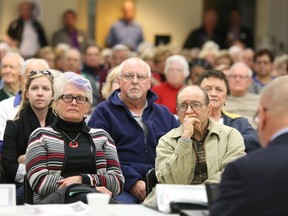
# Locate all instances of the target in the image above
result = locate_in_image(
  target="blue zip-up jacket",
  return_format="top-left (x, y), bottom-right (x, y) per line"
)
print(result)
top-left (222, 111), bottom-right (260, 152)
top-left (88, 89), bottom-right (179, 192)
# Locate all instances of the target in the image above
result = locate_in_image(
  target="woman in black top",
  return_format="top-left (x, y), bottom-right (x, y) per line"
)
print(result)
top-left (1, 70), bottom-right (55, 205)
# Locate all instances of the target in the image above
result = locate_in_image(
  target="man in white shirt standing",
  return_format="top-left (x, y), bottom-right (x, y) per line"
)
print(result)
top-left (7, 1), bottom-right (48, 59)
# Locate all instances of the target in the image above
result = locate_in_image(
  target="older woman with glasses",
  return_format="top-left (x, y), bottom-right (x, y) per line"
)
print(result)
top-left (197, 70), bottom-right (260, 152)
top-left (1, 70), bottom-right (56, 205)
top-left (25, 72), bottom-right (124, 204)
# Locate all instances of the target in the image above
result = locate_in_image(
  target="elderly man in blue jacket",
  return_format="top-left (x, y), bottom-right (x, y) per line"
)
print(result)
top-left (88, 57), bottom-right (179, 204)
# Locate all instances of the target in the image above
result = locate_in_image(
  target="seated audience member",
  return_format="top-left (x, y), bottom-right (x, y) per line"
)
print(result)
top-left (6, 1), bottom-right (48, 59)
top-left (81, 44), bottom-right (107, 98)
top-left (272, 54), bottom-right (288, 77)
top-left (214, 50), bottom-right (233, 70)
top-left (144, 85), bottom-right (245, 204)
top-left (88, 57), bottom-right (179, 204)
top-left (54, 43), bottom-right (70, 72)
top-left (0, 59), bottom-right (49, 154)
top-left (63, 48), bottom-right (100, 109)
top-left (242, 48), bottom-right (254, 70)
top-left (101, 66), bottom-right (120, 100)
top-left (1, 70), bottom-right (56, 205)
top-left (52, 10), bottom-right (90, 53)
top-left (110, 44), bottom-right (131, 68)
top-left (101, 48), bottom-right (112, 71)
top-left (224, 62), bottom-right (259, 128)
top-left (152, 55), bottom-right (188, 115)
top-left (37, 46), bottom-right (56, 69)
top-left (197, 70), bottom-right (260, 152)
top-left (249, 48), bottom-right (275, 94)
top-left (210, 76), bottom-right (288, 216)
top-left (106, 0), bottom-right (144, 51)
top-left (25, 72), bottom-right (124, 204)
top-left (151, 46), bottom-right (173, 86)
top-left (0, 51), bottom-right (24, 101)
top-left (186, 58), bottom-right (212, 85)
top-left (198, 41), bottom-right (220, 67)
top-left (228, 45), bottom-right (244, 63)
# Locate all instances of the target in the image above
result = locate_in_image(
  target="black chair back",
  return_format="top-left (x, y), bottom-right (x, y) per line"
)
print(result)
top-left (205, 183), bottom-right (220, 210)
top-left (24, 174), bottom-right (34, 204)
top-left (145, 168), bottom-right (158, 195)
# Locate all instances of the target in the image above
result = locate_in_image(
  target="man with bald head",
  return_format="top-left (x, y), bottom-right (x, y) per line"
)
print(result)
top-left (106, 0), bottom-right (144, 51)
top-left (211, 76), bottom-right (288, 215)
top-left (88, 57), bottom-right (179, 203)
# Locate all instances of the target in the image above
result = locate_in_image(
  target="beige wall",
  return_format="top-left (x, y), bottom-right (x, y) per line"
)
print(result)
top-left (96, 0), bottom-right (128, 47)
top-left (96, 0), bottom-right (203, 48)
top-left (137, 0), bottom-right (203, 48)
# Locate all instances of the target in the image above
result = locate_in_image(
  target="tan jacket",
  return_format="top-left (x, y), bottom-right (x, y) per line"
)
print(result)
top-left (144, 118), bottom-right (245, 205)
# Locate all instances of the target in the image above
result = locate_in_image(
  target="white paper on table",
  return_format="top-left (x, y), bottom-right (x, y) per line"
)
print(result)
top-left (155, 184), bottom-right (208, 213)
top-left (24, 201), bottom-right (90, 216)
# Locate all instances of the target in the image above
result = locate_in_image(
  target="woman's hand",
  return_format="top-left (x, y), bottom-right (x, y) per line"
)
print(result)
top-left (57, 176), bottom-right (82, 189)
top-left (96, 186), bottom-right (112, 195)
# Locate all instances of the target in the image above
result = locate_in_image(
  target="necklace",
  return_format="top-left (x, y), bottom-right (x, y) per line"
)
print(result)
top-left (62, 131), bottom-right (81, 148)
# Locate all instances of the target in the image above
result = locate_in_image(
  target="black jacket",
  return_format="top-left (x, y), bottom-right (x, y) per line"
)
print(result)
top-left (1, 104), bottom-right (55, 183)
top-left (211, 132), bottom-right (288, 216)
top-left (7, 17), bottom-right (48, 47)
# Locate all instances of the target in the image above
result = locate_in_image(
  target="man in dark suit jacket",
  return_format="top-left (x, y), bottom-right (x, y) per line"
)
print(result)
top-left (210, 76), bottom-right (288, 216)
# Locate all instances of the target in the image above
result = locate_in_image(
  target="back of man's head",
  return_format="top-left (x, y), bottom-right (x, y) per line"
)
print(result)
top-left (258, 76), bottom-right (288, 146)
top-left (261, 76), bottom-right (288, 116)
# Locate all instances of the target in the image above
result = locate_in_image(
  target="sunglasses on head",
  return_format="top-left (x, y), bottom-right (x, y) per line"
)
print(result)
top-left (28, 70), bottom-right (54, 78)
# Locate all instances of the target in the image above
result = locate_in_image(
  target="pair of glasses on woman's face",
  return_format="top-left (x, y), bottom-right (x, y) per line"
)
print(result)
top-left (28, 70), bottom-right (54, 78)
top-left (59, 94), bottom-right (88, 104)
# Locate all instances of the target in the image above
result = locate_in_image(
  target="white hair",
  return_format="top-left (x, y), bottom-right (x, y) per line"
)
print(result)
top-left (164, 55), bottom-right (189, 78)
top-left (229, 62), bottom-right (253, 77)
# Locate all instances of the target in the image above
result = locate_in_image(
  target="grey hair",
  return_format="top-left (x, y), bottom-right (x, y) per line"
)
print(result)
top-left (53, 72), bottom-right (93, 104)
top-left (118, 57), bottom-right (151, 77)
top-left (21, 58), bottom-right (49, 77)
top-left (229, 62), bottom-right (253, 77)
top-left (112, 44), bottom-right (130, 52)
top-left (164, 55), bottom-right (189, 78)
top-left (1, 51), bottom-right (25, 71)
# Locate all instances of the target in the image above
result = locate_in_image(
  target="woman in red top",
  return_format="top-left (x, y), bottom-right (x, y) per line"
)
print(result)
top-left (152, 55), bottom-right (189, 115)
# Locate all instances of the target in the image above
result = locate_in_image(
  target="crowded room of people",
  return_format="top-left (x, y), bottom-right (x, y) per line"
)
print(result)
top-left (0, 0), bottom-right (288, 215)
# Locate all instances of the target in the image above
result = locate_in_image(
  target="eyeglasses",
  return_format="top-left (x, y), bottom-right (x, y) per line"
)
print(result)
top-left (229, 74), bottom-right (250, 80)
top-left (177, 102), bottom-right (206, 112)
top-left (59, 94), bottom-right (88, 104)
top-left (28, 70), bottom-right (54, 78)
top-left (120, 73), bottom-right (149, 81)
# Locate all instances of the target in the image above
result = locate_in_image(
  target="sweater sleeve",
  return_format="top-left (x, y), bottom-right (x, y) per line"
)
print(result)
top-left (87, 129), bottom-right (125, 195)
